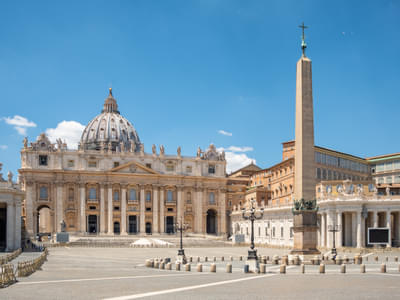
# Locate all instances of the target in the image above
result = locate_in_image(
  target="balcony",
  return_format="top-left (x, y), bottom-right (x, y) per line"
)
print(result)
top-left (165, 200), bottom-right (176, 205)
top-left (87, 198), bottom-right (98, 204)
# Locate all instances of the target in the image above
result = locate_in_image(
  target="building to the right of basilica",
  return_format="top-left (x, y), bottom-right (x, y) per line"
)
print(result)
top-left (231, 33), bottom-right (400, 249)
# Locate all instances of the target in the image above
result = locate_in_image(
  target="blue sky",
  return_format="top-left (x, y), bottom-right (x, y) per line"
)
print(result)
top-left (1, 0), bottom-right (399, 176)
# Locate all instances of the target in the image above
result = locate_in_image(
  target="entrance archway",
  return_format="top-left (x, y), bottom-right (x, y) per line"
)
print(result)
top-left (37, 205), bottom-right (53, 236)
top-left (166, 216), bottom-right (174, 234)
top-left (0, 204), bottom-right (6, 250)
top-left (88, 215), bottom-right (98, 234)
top-left (128, 216), bottom-right (137, 234)
top-left (114, 222), bottom-right (120, 234)
top-left (206, 209), bottom-right (217, 234)
top-left (145, 222), bottom-right (152, 234)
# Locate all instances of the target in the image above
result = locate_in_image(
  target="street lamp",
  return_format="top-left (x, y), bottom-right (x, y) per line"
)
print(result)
top-left (327, 224), bottom-right (341, 260)
top-left (242, 199), bottom-right (264, 271)
top-left (174, 217), bottom-right (189, 264)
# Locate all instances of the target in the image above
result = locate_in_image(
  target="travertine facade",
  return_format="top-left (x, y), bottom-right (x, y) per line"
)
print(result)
top-left (19, 90), bottom-right (232, 238)
top-left (0, 163), bottom-right (23, 251)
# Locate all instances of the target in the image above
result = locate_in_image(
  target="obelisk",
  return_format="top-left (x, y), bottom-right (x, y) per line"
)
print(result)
top-left (291, 23), bottom-right (320, 257)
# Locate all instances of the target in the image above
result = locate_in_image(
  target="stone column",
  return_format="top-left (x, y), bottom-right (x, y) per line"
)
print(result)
top-left (320, 212), bottom-right (326, 248)
top-left (6, 203), bottom-right (15, 251)
top-left (159, 187), bottom-right (165, 234)
top-left (56, 182), bottom-right (64, 232)
top-left (219, 189), bottom-right (226, 235)
top-left (79, 183), bottom-right (86, 233)
top-left (121, 185), bottom-right (127, 235)
top-left (352, 212), bottom-right (357, 247)
top-left (177, 186), bottom-right (184, 222)
top-left (386, 210), bottom-right (391, 247)
top-left (326, 210), bottom-right (335, 248)
top-left (337, 211), bottom-right (343, 248)
top-left (396, 212), bottom-right (400, 244)
top-left (372, 210), bottom-right (378, 228)
top-left (153, 186), bottom-right (159, 234)
top-left (195, 188), bottom-right (203, 233)
top-left (100, 184), bottom-right (106, 234)
top-left (140, 185), bottom-right (145, 234)
top-left (25, 181), bottom-right (34, 237)
top-left (356, 210), bottom-right (362, 248)
top-left (15, 200), bottom-right (21, 249)
top-left (107, 185), bottom-right (113, 234)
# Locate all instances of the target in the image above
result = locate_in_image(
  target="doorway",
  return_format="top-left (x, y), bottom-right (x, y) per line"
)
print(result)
top-left (145, 222), bottom-right (152, 234)
top-left (206, 209), bottom-right (217, 234)
top-left (128, 216), bottom-right (137, 234)
top-left (114, 222), bottom-right (120, 234)
top-left (88, 215), bottom-right (98, 234)
top-left (166, 216), bottom-right (174, 234)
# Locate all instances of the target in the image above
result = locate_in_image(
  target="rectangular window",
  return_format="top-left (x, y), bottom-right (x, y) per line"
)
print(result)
top-left (114, 206), bottom-right (120, 211)
top-left (146, 207), bottom-right (151, 212)
top-left (114, 191), bottom-right (120, 201)
top-left (377, 177), bottom-right (384, 184)
top-left (146, 163), bottom-right (152, 169)
top-left (386, 176), bottom-right (393, 184)
top-left (376, 163), bottom-right (385, 172)
top-left (129, 189), bottom-right (136, 201)
top-left (67, 160), bottom-right (74, 167)
top-left (113, 162), bottom-right (120, 168)
top-left (39, 187), bottom-right (48, 199)
top-left (209, 192), bottom-right (215, 204)
top-left (167, 190), bottom-right (173, 202)
top-left (394, 160), bottom-right (400, 170)
top-left (146, 191), bottom-right (151, 202)
top-left (88, 161), bottom-right (97, 168)
top-left (208, 165), bottom-right (216, 174)
top-left (167, 207), bottom-right (173, 212)
top-left (385, 162), bottom-right (393, 172)
top-left (394, 176), bottom-right (400, 184)
top-left (166, 164), bottom-right (174, 172)
top-left (186, 192), bottom-right (192, 204)
top-left (68, 188), bottom-right (74, 201)
top-left (186, 166), bottom-right (192, 173)
top-left (89, 188), bottom-right (97, 200)
top-left (39, 155), bottom-right (48, 166)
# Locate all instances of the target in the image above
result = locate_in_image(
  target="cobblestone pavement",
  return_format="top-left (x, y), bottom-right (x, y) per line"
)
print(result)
top-left (1, 247), bottom-right (399, 300)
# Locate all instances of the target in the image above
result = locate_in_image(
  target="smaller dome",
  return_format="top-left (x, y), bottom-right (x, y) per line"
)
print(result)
top-left (80, 89), bottom-right (141, 152)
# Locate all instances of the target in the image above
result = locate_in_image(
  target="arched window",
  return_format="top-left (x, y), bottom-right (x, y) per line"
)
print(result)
top-left (167, 190), bottom-right (173, 202)
top-left (113, 190), bottom-right (120, 201)
top-left (129, 189), bottom-right (136, 201)
top-left (209, 192), bottom-right (215, 205)
top-left (39, 187), bottom-right (48, 199)
top-left (89, 188), bottom-right (97, 200)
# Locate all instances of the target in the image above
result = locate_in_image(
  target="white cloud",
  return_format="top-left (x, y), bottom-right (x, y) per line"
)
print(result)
top-left (217, 145), bottom-right (256, 173)
top-left (0, 145), bottom-right (7, 150)
top-left (46, 121), bottom-right (85, 149)
top-left (3, 115), bottom-right (37, 135)
top-left (218, 130), bottom-right (232, 136)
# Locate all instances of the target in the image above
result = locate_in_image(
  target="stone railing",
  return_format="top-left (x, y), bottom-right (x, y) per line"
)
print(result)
top-left (17, 248), bottom-right (49, 277)
top-left (0, 264), bottom-right (16, 288)
top-left (0, 248), bottom-right (22, 265)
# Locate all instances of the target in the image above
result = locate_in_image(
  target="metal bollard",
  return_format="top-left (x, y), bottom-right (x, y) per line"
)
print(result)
top-left (282, 255), bottom-right (289, 266)
top-left (189, 256), bottom-right (193, 263)
top-left (381, 264), bottom-right (386, 273)
top-left (261, 256), bottom-right (267, 264)
top-left (154, 261), bottom-right (159, 268)
top-left (197, 263), bottom-right (203, 272)
top-left (197, 256), bottom-right (200, 263)
top-left (210, 263), bottom-right (216, 272)
top-left (230, 256), bottom-right (233, 261)
top-left (166, 262), bottom-right (172, 270)
top-left (175, 262), bottom-right (181, 271)
top-left (343, 255), bottom-right (349, 264)
top-left (205, 257), bottom-right (208, 262)
top-left (280, 264), bottom-right (286, 274)
top-left (301, 264), bottom-right (305, 274)
top-left (319, 264), bottom-right (325, 274)
top-left (360, 264), bottom-right (365, 273)
top-left (272, 255), bottom-right (279, 265)
top-left (221, 256), bottom-right (224, 261)
top-left (340, 264), bottom-right (346, 273)
top-left (226, 263), bottom-right (232, 273)
top-left (375, 256), bottom-right (378, 262)
top-left (260, 263), bottom-right (266, 274)
top-left (213, 256), bottom-right (216, 262)
top-left (185, 264), bottom-right (191, 272)
top-left (395, 256), bottom-right (398, 262)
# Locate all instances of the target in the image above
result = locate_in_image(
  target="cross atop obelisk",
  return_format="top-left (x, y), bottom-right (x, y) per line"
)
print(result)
top-left (298, 22), bottom-right (308, 57)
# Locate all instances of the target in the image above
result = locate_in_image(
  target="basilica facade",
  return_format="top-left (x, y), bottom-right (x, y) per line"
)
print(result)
top-left (19, 89), bottom-right (233, 238)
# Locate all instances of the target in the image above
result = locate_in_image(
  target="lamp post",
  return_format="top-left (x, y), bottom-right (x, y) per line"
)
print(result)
top-left (242, 199), bottom-right (264, 271)
top-left (327, 224), bottom-right (341, 260)
top-left (174, 217), bottom-right (189, 264)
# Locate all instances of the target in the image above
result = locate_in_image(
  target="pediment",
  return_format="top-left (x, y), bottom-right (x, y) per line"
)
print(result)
top-left (110, 161), bottom-right (159, 175)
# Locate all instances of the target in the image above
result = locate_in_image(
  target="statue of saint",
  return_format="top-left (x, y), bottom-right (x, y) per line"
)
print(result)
top-left (140, 144), bottom-right (144, 155)
top-left (7, 171), bottom-right (13, 183)
top-left (177, 146), bottom-right (181, 157)
top-left (160, 145), bottom-right (165, 155)
top-left (23, 137), bottom-right (28, 149)
top-left (152, 144), bottom-right (156, 155)
top-left (197, 147), bottom-right (201, 158)
top-left (60, 220), bottom-right (66, 232)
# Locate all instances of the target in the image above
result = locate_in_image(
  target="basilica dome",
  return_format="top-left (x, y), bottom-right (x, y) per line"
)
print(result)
top-left (79, 88), bottom-right (141, 152)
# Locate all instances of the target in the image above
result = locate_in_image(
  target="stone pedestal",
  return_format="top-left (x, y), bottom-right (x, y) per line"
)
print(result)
top-left (291, 210), bottom-right (320, 258)
top-left (246, 258), bottom-right (259, 273)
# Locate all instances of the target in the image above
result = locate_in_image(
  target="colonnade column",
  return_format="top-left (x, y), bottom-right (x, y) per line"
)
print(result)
top-left (326, 210), bottom-right (334, 248)
top-left (337, 211), bottom-right (343, 248)
top-left (140, 185), bottom-right (145, 234)
top-left (107, 185), bottom-right (113, 235)
top-left (100, 184), bottom-right (105, 234)
top-left (79, 183), bottom-right (86, 233)
top-left (15, 200), bottom-right (21, 249)
top-left (320, 212), bottom-right (326, 248)
top-left (356, 210), bottom-right (362, 248)
top-left (351, 212), bottom-right (357, 247)
top-left (372, 210), bottom-right (378, 228)
top-left (159, 187), bottom-right (165, 234)
top-left (25, 181), bottom-right (34, 237)
top-left (386, 210), bottom-right (391, 247)
top-left (153, 186), bottom-right (159, 234)
top-left (396, 212), bottom-right (400, 245)
top-left (177, 186), bottom-right (184, 222)
top-left (121, 185), bottom-right (127, 235)
top-left (6, 203), bottom-right (15, 251)
top-left (56, 182), bottom-right (63, 232)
